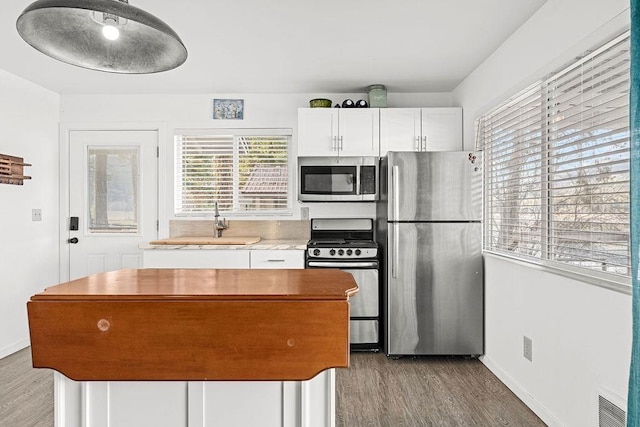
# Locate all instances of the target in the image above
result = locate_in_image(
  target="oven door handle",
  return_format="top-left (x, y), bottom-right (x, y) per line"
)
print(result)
top-left (307, 261), bottom-right (378, 269)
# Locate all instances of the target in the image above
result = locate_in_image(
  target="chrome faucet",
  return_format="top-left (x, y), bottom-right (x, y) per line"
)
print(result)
top-left (213, 201), bottom-right (227, 238)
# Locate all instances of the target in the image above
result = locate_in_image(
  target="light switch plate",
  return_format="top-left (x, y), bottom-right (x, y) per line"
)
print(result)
top-left (32, 209), bottom-right (42, 222)
top-left (300, 207), bottom-right (309, 220)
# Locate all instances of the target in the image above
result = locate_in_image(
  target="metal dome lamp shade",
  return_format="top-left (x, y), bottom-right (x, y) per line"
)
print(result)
top-left (16, 0), bottom-right (187, 74)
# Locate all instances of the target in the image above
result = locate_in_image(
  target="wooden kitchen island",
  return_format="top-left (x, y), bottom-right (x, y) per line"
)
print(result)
top-left (27, 268), bottom-right (358, 427)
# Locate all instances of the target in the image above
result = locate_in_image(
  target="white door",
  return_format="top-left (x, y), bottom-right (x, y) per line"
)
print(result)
top-left (68, 130), bottom-right (158, 280)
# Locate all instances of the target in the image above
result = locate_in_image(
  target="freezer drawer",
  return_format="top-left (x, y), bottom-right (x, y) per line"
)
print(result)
top-left (386, 222), bottom-right (483, 356)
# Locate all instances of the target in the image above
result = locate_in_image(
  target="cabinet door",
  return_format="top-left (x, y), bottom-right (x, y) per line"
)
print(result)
top-left (379, 108), bottom-right (421, 155)
top-left (297, 108), bottom-right (339, 156)
top-left (338, 109), bottom-right (380, 157)
top-left (421, 107), bottom-right (462, 151)
top-left (143, 250), bottom-right (251, 268)
top-left (250, 250), bottom-right (304, 269)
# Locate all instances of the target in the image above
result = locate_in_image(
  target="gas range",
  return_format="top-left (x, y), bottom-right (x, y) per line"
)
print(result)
top-left (305, 218), bottom-right (380, 351)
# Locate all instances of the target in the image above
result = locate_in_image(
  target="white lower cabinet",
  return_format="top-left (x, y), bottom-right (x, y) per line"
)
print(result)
top-left (55, 369), bottom-right (336, 427)
top-left (143, 249), bottom-right (304, 269)
top-left (250, 250), bottom-right (305, 269)
top-left (142, 250), bottom-right (250, 268)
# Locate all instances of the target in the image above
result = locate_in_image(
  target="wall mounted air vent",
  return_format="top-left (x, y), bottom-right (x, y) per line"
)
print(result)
top-left (598, 393), bottom-right (626, 427)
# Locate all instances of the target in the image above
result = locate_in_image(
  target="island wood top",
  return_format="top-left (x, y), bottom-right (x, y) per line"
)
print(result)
top-left (31, 268), bottom-right (358, 301)
top-left (28, 268), bottom-right (358, 381)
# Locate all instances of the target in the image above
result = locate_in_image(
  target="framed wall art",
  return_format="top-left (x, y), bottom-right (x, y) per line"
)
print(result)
top-left (213, 99), bottom-right (244, 120)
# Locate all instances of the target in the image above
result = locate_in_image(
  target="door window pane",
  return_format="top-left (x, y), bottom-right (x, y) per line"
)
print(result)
top-left (87, 147), bottom-right (139, 233)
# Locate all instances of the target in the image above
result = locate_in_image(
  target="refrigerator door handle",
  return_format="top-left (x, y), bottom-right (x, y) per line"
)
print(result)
top-left (391, 222), bottom-right (399, 278)
top-left (392, 165), bottom-right (400, 220)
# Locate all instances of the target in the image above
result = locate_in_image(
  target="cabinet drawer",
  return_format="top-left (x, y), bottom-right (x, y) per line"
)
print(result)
top-left (250, 250), bottom-right (304, 269)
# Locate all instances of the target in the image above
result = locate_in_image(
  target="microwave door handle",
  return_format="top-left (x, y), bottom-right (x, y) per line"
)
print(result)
top-left (356, 166), bottom-right (361, 195)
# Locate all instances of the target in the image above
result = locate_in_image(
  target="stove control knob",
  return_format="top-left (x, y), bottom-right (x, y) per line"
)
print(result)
top-left (346, 249), bottom-right (353, 256)
top-left (338, 249), bottom-right (344, 256)
top-left (313, 249), bottom-right (320, 257)
top-left (329, 249), bottom-right (336, 256)
top-left (355, 249), bottom-right (361, 256)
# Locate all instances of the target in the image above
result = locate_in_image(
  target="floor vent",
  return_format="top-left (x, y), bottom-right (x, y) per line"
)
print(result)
top-left (599, 394), bottom-right (626, 427)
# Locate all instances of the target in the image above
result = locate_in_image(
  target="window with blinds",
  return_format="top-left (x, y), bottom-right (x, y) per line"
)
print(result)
top-left (477, 32), bottom-right (630, 279)
top-left (174, 130), bottom-right (291, 215)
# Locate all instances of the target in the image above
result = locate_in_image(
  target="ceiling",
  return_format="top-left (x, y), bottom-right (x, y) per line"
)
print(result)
top-left (0, 0), bottom-right (547, 95)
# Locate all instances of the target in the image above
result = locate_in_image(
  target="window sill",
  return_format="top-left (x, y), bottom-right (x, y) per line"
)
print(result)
top-left (483, 251), bottom-right (632, 296)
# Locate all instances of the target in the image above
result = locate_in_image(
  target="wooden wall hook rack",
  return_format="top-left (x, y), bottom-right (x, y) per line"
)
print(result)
top-left (0, 153), bottom-right (31, 185)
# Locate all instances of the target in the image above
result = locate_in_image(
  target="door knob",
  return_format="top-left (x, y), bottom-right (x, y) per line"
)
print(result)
top-left (68, 237), bottom-right (79, 244)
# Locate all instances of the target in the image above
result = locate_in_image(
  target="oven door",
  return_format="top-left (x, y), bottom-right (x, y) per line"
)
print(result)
top-left (306, 260), bottom-right (379, 347)
top-left (299, 165), bottom-right (358, 201)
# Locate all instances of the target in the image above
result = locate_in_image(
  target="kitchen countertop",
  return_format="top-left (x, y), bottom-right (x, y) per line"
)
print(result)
top-left (27, 268), bottom-right (357, 381)
top-left (139, 238), bottom-right (308, 250)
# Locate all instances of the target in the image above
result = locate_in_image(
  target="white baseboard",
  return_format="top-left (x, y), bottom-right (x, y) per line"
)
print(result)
top-left (480, 355), bottom-right (564, 427)
top-left (0, 338), bottom-right (30, 360)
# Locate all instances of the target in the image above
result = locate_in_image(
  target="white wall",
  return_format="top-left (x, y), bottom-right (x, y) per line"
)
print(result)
top-left (452, 1), bottom-right (631, 426)
top-left (0, 69), bottom-right (60, 358)
top-left (453, 0), bottom-right (630, 151)
top-left (60, 91), bottom-right (453, 237)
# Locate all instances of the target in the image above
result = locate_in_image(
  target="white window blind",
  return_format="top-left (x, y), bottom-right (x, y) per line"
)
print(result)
top-left (175, 131), bottom-right (290, 215)
top-left (478, 32), bottom-right (630, 279)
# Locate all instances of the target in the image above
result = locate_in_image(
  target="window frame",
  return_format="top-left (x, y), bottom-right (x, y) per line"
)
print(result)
top-left (477, 31), bottom-right (631, 290)
top-left (173, 128), bottom-right (294, 217)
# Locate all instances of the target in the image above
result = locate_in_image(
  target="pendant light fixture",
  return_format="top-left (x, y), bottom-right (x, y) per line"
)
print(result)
top-left (16, 0), bottom-right (188, 74)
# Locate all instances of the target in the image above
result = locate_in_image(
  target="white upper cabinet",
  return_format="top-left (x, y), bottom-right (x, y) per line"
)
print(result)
top-left (421, 108), bottom-right (462, 152)
top-left (380, 107), bottom-right (462, 155)
top-left (298, 108), bottom-right (380, 157)
top-left (379, 108), bottom-right (422, 152)
top-left (298, 108), bottom-right (336, 156)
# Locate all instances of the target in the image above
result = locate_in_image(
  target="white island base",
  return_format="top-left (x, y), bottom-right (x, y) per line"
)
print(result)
top-left (55, 369), bottom-right (335, 427)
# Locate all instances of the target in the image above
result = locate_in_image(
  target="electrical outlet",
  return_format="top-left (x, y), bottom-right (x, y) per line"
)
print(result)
top-left (523, 336), bottom-right (533, 362)
top-left (300, 207), bottom-right (309, 220)
top-left (32, 209), bottom-right (42, 222)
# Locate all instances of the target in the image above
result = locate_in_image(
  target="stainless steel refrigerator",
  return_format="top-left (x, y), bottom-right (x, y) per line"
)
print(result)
top-left (377, 151), bottom-right (483, 356)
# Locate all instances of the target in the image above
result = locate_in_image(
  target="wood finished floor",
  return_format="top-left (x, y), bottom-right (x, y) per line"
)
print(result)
top-left (0, 348), bottom-right (53, 427)
top-left (0, 348), bottom-right (544, 426)
top-left (337, 353), bottom-right (546, 427)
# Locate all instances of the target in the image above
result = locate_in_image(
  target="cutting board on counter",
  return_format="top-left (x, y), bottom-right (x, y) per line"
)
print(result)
top-left (149, 236), bottom-right (261, 245)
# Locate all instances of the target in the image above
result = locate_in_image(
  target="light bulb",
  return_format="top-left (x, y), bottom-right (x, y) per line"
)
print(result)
top-left (102, 17), bottom-right (119, 41)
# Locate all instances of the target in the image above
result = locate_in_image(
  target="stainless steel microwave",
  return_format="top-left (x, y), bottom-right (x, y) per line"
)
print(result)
top-left (298, 156), bottom-right (379, 202)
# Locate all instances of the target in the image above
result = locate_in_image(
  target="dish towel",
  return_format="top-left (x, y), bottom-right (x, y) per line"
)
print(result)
top-left (629, 1), bottom-right (640, 425)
